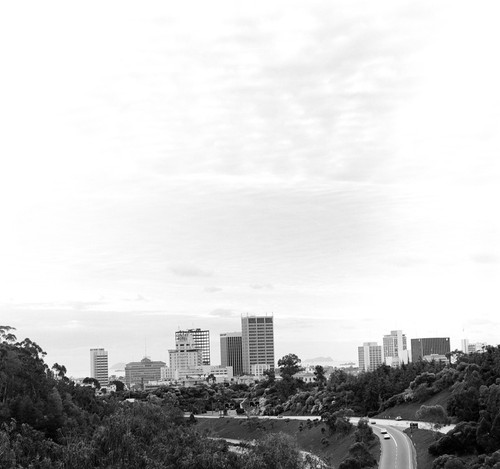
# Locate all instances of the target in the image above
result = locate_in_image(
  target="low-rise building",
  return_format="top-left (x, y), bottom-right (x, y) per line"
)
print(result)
top-left (125, 357), bottom-right (166, 388)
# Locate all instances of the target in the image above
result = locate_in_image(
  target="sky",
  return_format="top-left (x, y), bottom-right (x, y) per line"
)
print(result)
top-left (1, 1), bottom-right (500, 377)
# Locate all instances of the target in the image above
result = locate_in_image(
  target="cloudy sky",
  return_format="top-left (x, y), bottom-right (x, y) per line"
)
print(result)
top-left (1, 1), bottom-right (499, 377)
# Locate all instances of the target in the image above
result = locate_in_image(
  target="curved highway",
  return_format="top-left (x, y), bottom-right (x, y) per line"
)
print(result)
top-left (192, 414), bottom-right (453, 469)
top-left (373, 424), bottom-right (415, 469)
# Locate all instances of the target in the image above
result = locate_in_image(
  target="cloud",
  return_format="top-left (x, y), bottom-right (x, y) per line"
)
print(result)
top-left (250, 283), bottom-right (274, 290)
top-left (2, 300), bottom-right (107, 311)
top-left (471, 253), bottom-right (499, 264)
top-left (170, 264), bottom-right (213, 277)
top-left (385, 256), bottom-right (424, 268)
top-left (204, 286), bottom-right (222, 293)
top-left (125, 294), bottom-right (148, 302)
top-left (209, 308), bottom-right (238, 318)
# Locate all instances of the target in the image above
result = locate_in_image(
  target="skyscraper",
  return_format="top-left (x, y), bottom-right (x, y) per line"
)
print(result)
top-left (90, 348), bottom-right (109, 386)
top-left (220, 332), bottom-right (243, 376)
top-left (358, 342), bottom-right (383, 372)
top-left (383, 330), bottom-right (409, 366)
top-left (175, 328), bottom-right (210, 365)
top-left (241, 315), bottom-right (275, 375)
top-left (169, 332), bottom-right (203, 376)
top-left (411, 337), bottom-right (450, 362)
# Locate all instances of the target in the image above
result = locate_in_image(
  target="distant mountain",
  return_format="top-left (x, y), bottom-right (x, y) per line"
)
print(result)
top-left (303, 356), bottom-right (334, 364)
top-left (110, 362), bottom-right (126, 371)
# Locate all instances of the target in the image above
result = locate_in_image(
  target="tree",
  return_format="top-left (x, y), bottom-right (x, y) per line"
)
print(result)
top-left (110, 380), bottom-right (125, 392)
top-left (347, 442), bottom-right (376, 467)
top-left (275, 375), bottom-right (299, 401)
top-left (52, 363), bottom-right (68, 381)
top-left (314, 365), bottom-right (327, 387)
top-left (339, 458), bottom-right (362, 469)
top-left (263, 368), bottom-right (276, 384)
top-left (242, 432), bottom-right (303, 469)
top-left (82, 377), bottom-right (101, 389)
top-left (416, 404), bottom-right (449, 435)
top-left (355, 418), bottom-right (375, 444)
top-left (278, 354), bottom-right (303, 378)
top-left (206, 373), bottom-right (216, 385)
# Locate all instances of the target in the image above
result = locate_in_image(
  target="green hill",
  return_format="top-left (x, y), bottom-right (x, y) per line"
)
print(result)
top-left (196, 416), bottom-right (380, 469)
top-left (376, 389), bottom-right (452, 421)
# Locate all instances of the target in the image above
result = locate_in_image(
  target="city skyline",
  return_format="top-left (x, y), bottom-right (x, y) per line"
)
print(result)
top-left (98, 326), bottom-right (480, 378)
top-left (1, 1), bottom-right (500, 378)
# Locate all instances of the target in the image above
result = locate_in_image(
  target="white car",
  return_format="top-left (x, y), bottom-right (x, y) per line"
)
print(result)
top-left (383, 434), bottom-right (391, 440)
top-left (380, 429), bottom-right (387, 434)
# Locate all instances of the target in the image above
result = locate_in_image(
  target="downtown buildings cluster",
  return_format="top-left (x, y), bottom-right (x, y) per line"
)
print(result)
top-left (89, 319), bottom-right (486, 391)
top-left (89, 314), bottom-right (275, 390)
top-left (358, 329), bottom-right (487, 372)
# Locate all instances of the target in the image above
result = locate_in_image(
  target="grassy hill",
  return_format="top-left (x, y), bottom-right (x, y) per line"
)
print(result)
top-left (376, 389), bottom-right (452, 421)
top-left (195, 416), bottom-right (380, 469)
top-left (196, 389), bottom-right (454, 468)
top-left (377, 389), bottom-right (453, 469)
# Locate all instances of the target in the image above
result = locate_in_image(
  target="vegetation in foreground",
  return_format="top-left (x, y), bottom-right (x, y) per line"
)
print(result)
top-left (0, 326), bottom-right (323, 468)
top-left (196, 414), bottom-right (379, 469)
top-left (4, 323), bottom-right (500, 468)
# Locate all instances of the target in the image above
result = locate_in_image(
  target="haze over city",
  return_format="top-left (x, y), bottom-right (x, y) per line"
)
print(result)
top-left (1, 1), bottom-right (499, 378)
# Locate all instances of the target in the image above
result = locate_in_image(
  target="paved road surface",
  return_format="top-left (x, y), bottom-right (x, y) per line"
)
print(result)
top-left (372, 424), bottom-right (415, 469)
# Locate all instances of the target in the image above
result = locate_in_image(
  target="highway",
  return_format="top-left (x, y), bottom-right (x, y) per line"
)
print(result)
top-left (372, 423), bottom-right (415, 469)
top-left (192, 414), bottom-right (453, 469)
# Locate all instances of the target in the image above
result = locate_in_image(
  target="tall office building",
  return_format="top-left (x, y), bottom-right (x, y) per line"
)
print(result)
top-left (90, 348), bottom-right (109, 386)
top-left (411, 337), bottom-right (450, 362)
top-left (169, 332), bottom-right (203, 375)
top-left (241, 315), bottom-right (275, 375)
top-left (383, 330), bottom-right (409, 366)
top-left (358, 342), bottom-right (383, 372)
top-left (175, 328), bottom-right (210, 365)
top-left (220, 332), bottom-right (243, 376)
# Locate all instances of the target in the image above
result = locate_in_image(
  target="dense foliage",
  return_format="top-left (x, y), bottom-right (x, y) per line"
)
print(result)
top-left (6, 324), bottom-right (500, 469)
top-left (0, 327), bottom-right (318, 468)
top-left (426, 346), bottom-right (500, 468)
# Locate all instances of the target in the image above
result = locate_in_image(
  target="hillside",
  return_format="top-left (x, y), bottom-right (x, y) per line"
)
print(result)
top-left (195, 416), bottom-right (380, 469)
top-left (375, 389), bottom-right (452, 421)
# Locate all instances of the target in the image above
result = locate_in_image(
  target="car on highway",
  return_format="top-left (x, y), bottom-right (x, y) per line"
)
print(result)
top-left (383, 434), bottom-right (391, 440)
top-left (380, 429), bottom-right (387, 434)
top-left (395, 416), bottom-right (402, 421)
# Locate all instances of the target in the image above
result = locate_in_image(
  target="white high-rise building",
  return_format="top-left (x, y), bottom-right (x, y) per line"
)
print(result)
top-left (90, 348), bottom-right (109, 386)
top-left (241, 315), bottom-right (274, 375)
top-left (358, 342), bottom-right (382, 372)
top-left (169, 332), bottom-right (203, 377)
top-left (175, 328), bottom-right (210, 365)
top-left (462, 339), bottom-right (487, 354)
top-left (383, 330), bottom-right (409, 367)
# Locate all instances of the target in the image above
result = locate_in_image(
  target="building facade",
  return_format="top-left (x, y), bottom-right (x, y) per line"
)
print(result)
top-left (462, 339), bottom-right (487, 354)
top-left (175, 328), bottom-right (210, 365)
top-left (241, 315), bottom-right (275, 375)
top-left (383, 330), bottom-right (409, 367)
top-left (90, 348), bottom-right (109, 386)
top-left (411, 337), bottom-right (450, 362)
top-left (124, 357), bottom-right (166, 388)
top-left (169, 332), bottom-right (203, 378)
top-left (358, 342), bottom-right (383, 372)
top-left (220, 332), bottom-right (243, 376)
